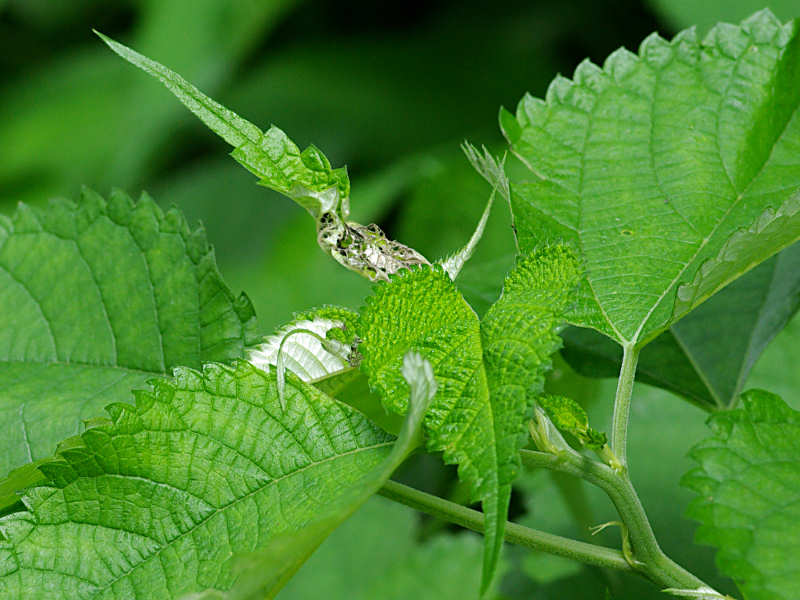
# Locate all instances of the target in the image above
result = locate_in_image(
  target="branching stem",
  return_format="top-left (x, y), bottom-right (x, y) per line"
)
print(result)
top-left (520, 449), bottom-right (710, 591)
top-left (379, 479), bottom-right (634, 572)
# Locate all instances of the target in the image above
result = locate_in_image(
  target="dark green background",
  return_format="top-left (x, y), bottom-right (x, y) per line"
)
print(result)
top-left (2, 1), bottom-right (798, 598)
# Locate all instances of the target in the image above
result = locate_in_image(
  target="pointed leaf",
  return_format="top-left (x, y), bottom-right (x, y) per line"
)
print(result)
top-left (503, 10), bottom-right (800, 346)
top-left (95, 32), bottom-right (350, 220)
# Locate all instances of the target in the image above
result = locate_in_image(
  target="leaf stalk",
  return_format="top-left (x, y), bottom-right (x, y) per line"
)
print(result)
top-left (610, 343), bottom-right (639, 468)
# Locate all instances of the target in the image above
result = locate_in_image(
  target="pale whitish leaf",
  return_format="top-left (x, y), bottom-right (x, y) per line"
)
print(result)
top-left (247, 307), bottom-right (358, 408)
top-left (502, 9), bottom-right (800, 346)
top-left (0, 361), bottom-right (396, 598)
top-left (439, 189), bottom-right (495, 280)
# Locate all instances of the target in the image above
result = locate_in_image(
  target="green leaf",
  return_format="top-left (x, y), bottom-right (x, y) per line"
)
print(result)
top-left (97, 33), bottom-right (429, 283)
top-left (94, 32), bottom-right (349, 221)
top-left (0, 361), bottom-right (395, 598)
top-left (357, 248), bottom-right (579, 594)
top-left (198, 352), bottom-right (435, 600)
top-left (277, 497), bottom-right (502, 600)
top-left (537, 394), bottom-right (607, 450)
top-left (561, 241), bottom-right (800, 410)
top-left (502, 9), bottom-right (800, 347)
top-left (682, 389), bottom-right (800, 600)
top-left (0, 189), bottom-right (257, 485)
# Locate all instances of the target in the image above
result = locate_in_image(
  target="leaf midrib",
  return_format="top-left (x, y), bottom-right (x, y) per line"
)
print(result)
top-left (69, 439), bottom-right (394, 597)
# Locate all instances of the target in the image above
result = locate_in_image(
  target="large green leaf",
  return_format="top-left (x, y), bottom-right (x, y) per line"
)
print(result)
top-left (682, 389), bottom-right (800, 600)
top-left (356, 249), bottom-right (579, 593)
top-left (0, 189), bottom-right (257, 481)
top-left (501, 9), bottom-right (800, 347)
top-left (560, 241), bottom-right (800, 410)
top-left (187, 352), bottom-right (436, 600)
top-left (0, 361), bottom-right (395, 598)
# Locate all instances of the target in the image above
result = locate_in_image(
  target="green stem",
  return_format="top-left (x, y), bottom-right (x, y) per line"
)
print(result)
top-left (520, 449), bottom-right (709, 591)
top-left (379, 480), bottom-right (633, 573)
top-left (611, 343), bottom-right (639, 468)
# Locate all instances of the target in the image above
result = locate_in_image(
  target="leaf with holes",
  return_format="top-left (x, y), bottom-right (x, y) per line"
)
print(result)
top-left (0, 361), bottom-right (396, 599)
top-left (0, 189), bottom-right (257, 508)
top-left (502, 9), bottom-right (800, 348)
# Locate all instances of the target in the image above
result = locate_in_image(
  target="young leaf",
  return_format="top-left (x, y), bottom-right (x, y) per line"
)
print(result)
top-left (190, 352), bottom-right (436, 600)
top-left (357, 248), bottom-right (579, 594)
top-left (682, 389), bottom-right (800, 600)
top-left (502, 9), bottom-right (800, 346)
top-left (561, 241), bottom-right (800, 410)
top-left (0, 361), bottom-right (396, 598)
top-left (537, 394), bottom-right (607, 450)
top-left (97, 33), bottom-right (429, 282)
top-left (0, 190), bottom-right (257, 481)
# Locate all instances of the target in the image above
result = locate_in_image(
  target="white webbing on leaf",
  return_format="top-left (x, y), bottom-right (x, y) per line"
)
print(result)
top-left (248, 318), bottom-right (350, 381)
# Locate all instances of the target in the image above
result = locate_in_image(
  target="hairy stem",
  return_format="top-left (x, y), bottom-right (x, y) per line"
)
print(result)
top-left (379, 479), bottom-right (633, 572)
top-left (611, 343), bottom-right (639, 468)
top-left (520, 449), bottom-right (710, 591)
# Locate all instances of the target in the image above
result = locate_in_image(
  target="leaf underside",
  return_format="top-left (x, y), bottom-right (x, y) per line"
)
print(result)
top-left (561, 240), bottom-right (800, 410)
top-left (682, 389), bottom-right (800, 600)
top-left (0, 189), bottom-right (257, 483)
top-left (503, 9), bottom-right (800, 346)
top-left (0, 362), bottom-right (395, 599)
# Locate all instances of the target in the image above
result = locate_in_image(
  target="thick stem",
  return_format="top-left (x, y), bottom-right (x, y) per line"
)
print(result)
top-left (520, 450), bottom-right (709, 591)
top-left (379, 479), bottom-right (633, 572)
top-left (611, 343), bottom-right (639, 468)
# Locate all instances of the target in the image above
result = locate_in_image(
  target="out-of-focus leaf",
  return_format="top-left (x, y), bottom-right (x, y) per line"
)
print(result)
top-left (0, 0), bottom-right (294, 206)
top-left (0, 362), bottom-right (395, 598)
top-left (276, 496), bottom-right (504, 600)
top-left (561, 242), bottom-right (800, 410)
top-left (647, 0), bottom-right (798, 35)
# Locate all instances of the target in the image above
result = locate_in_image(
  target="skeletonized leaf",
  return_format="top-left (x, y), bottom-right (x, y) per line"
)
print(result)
top-left (98, 33), bottom-right (429, 283)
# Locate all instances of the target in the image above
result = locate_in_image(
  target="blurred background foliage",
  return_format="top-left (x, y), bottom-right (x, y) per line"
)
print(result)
top-left (1, 1), bottom-right (798, 598)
